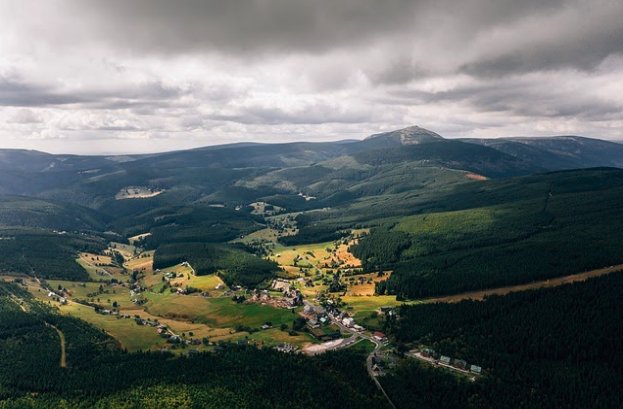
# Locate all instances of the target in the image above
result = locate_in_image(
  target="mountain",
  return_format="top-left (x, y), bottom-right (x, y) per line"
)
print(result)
top-left (0, 126), bottom-right (620, 218)
top-left (462, 135), bottom-right (623, 170)
top-left (359, 125), bottom-right (444, 149)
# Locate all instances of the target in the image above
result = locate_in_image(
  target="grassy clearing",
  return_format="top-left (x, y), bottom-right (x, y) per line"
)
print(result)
top-left (233, 227), bottom-right (280, 245)
top-left (270, 241), bottom-right (336, 268)
top-left (348, 339), bottom-right (377, 355)
top-left (108, 242), bottom-right (137, 260)
top-left (247, 327), bottom-right (315, 348)
top-left (170, 273), bottom-right (228, 293)
top-left (77, 252), bottom-right (126, 281)
top-left (344, 272), bottom-right (389, 296)
top-left (128, 232), bottom-right (151, 244)
top-left (124, 251), bottom-right (154, 274)
top-left (59, 301), bottom-right (164, 351)
top-left (47, 279), bottom-right (139, 311)
top-left (144, 292), bottom-right (298, 328)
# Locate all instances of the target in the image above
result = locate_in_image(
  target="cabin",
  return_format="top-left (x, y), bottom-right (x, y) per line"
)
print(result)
top-left (373, 331), bottom-right (388, 342)
top-left (454, 359), bottom-right (467, 370)
top-left (470, 365), bottom-right (482, 375)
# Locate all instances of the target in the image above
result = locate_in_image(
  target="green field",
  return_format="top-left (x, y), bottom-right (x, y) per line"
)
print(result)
top-left (144, 292), bottom-right (299, 328)
top-left (59, 301), bottom-right (164, 351)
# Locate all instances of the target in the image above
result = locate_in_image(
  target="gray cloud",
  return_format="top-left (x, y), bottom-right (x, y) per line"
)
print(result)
top-left (1, 0), bottom-right (623, 153)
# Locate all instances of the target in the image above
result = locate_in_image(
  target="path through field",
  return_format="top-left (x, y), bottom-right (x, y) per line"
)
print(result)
top-left (424, 263), bottom-right (623, 304)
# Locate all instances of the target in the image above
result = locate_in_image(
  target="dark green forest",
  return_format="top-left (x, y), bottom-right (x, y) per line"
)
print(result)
top-left (352, 168), bottom-right (623, 298)
top-left (154, 242), bottom-right (279, 287)
top-left (0, 229), bottom-right (106, 280)
top-left (381, 272), bottom-right (623, 409)
top-left (0, 282), bottom-right (386, 409)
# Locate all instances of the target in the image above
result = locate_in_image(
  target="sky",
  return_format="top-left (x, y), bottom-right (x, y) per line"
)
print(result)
top-left (1, 0), bottom-right (622, 154)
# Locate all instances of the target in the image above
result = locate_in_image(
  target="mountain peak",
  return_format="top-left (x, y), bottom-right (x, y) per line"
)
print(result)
top-left (366, 125), bottom-right (444, 145)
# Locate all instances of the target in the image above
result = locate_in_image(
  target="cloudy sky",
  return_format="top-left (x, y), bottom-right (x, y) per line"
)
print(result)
top-left (1, 0), bottom-right (622, 154)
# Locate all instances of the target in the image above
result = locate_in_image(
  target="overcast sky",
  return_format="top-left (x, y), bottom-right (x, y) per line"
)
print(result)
top-left (1, 0), bottom-right (622, 154)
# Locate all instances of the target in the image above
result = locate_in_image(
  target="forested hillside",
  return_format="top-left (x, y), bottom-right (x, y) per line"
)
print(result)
top-left (381, 272), bottom-right (623, 409)
top-left (352, 168), bottom-right (623, 298)
top-left (0, 281), bottom-right (386, 408)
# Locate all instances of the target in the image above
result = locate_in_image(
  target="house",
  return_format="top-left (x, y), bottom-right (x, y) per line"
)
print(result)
top-left (470, 365), bottom-right (482, 375)
top-left (421, 348), bottom-right (435, 358)
top-left (342, 317), bottom-right (355, 327)
top-left (261, 324), bottom-right (271, 330)
top-left (454, 359), bottom-right (467, 370)
top-left (440, 355), bottom-right (451, 365)
top-left (373, 331), bottom-right (388, 342)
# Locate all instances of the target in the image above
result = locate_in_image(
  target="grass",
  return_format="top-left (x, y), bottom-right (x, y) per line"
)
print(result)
top-left (247, 327), bottom-right (315, 348)
top-left (47, 279), bottom-right (139, 310)
top-left (144, 292), bottom-right (299, 328)
top-left (124, 250), bottom-right (154, 274)
top-left (348, 339), bottom-right (377, 355)
top-left (59, 301), bottom-right (164, 351)
top-left (170, 273), bottom-right (228, 293)
top-left (109, 242), bottom-right (137, 260)
top-left (76, 252), bottom-right (126, 281)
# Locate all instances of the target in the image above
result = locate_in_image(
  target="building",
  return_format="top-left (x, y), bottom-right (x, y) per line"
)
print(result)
top-left (470, 365), bottom-right (482, 375)
top-left (440, 355), bottom-right (451, 365)
top-left (373, 331), bottom-right (388, 342)
top-left (342, 317), bottom-right (355, 327)
top-left (454, 359), bottom-right (467, 370)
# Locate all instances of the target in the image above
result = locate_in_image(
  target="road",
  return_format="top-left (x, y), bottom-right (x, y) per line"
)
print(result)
top-left (330, 316), bottom-right (397, 409)
top-left (3, 286), bottom-right (67, 368)
top-left (422, 263), bottom-right (623, 304)
top-left (45, 323), bottom-right (67, 368)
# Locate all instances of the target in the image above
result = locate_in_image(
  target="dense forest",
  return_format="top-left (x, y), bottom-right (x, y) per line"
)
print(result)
top-left (0, 281), bottom-right (386, 408)
top-left (154, 242), bottom-right (278, 287)
top-left (351, 169), bottom-right (623, 298)
top-left (0, 228), bottom-right (106, 280)
top-left (381, 272), bottom-right (623, 408)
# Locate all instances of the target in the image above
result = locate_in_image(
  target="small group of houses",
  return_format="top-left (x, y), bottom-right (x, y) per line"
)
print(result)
top-left (47, 291), bottom-right (67, 305)
top-left (422, 348), bottom-right (482, 375)
top-left (275, 343), bottom-right (298, 353)
top-left (337, 313), bottom-right (364, 332)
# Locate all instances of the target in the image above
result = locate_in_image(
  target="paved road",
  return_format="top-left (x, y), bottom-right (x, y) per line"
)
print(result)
top-left (330, 316), bottom-right (397, 409)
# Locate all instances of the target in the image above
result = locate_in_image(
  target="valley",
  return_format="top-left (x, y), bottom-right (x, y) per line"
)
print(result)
top-left (1, 126), bottom-right (623, 408)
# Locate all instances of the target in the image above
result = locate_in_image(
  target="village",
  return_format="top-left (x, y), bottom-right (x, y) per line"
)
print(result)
top-left (3, 223), bottom-right (485, 393)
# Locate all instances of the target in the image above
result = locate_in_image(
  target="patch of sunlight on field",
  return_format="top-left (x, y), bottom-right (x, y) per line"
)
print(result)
top-left (59, 301), bottom-right (164, 351)
top-left (170, 273), bottom-right (228, 293)
top-left (247, 327), bottom-right (315, 348)
top-left (144, 292), bottom-right (298, 328)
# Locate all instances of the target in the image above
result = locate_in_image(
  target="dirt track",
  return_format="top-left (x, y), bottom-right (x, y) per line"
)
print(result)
top-left (425, 264), bottom-right (623, 304)
top-left (45, 323), bottom-right (67, 368)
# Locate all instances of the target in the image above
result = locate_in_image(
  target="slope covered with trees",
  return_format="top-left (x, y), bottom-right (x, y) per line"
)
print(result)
top-left (0, 281), bottom-right (386, 409)
top-left (381, 272), bottom-right (623, 409)
top-left (351, 168), bottom-right (623, 298)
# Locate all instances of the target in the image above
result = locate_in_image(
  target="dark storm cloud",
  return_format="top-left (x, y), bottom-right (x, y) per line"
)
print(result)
top-left (52, 0), bottom-right (621, 86)
top-left (0, 75), bottom-right (193, 110)
top-left (389, 78), bottom-right (623, 120)
top-left (0, 76), bottom-right (88, 106)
